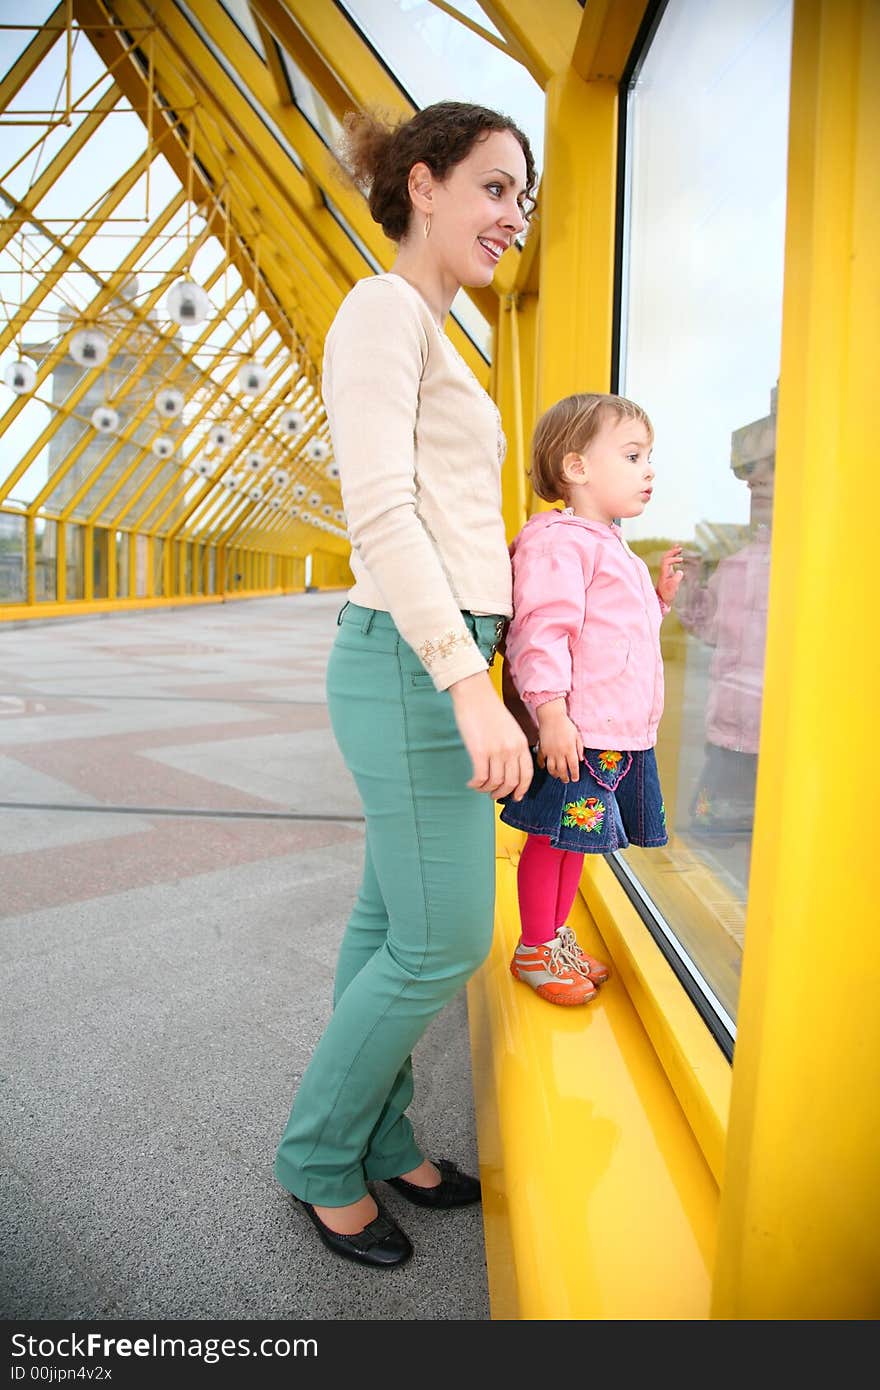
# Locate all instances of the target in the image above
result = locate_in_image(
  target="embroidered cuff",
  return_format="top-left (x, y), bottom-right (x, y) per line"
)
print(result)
top-left (418, 625), bottom-right (473, 669)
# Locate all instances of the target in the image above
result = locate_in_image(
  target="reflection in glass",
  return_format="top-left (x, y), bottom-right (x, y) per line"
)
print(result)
top-left (677, 387), bottom-right (776, 874)
top-left (616, 0), bottom-right (793, 1032)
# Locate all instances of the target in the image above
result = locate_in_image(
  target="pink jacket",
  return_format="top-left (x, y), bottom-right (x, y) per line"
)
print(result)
top-left (504, 509), bottom-right (668, 751)
top-left (675, 529), bottom-right (770, 754)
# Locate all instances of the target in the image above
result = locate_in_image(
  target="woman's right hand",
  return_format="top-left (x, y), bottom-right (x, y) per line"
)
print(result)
top-left (448, 671), bottom-right (533, 800)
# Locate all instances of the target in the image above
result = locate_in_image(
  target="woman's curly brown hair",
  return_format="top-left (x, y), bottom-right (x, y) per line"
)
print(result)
top-left (338, 101), bottom-right (537, 242)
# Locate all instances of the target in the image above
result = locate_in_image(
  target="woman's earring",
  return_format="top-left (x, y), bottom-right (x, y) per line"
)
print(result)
top-left (423, 214), bottom-right (431, 239)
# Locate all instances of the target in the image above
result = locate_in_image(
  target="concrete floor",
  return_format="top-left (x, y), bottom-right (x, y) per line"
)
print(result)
top-left (0, 593), bottom-right (490, 1321)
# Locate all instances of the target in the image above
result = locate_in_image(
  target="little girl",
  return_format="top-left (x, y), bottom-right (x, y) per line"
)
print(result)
top-left (499, 392), bottom-right (683, 1005)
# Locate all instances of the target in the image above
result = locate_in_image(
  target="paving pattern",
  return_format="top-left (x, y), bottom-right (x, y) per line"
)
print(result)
top-left (0, 594), bottom-right (489, 1321)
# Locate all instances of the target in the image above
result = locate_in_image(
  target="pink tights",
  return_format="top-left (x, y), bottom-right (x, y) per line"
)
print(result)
top-left (517, 834), bottom-right (585, 947)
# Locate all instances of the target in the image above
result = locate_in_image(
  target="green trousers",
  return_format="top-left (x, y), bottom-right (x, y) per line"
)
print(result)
top-left (274, 602), bottom-right (504, 1205)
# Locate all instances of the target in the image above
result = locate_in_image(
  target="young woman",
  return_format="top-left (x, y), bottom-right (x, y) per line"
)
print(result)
top-left (273, 102), bottom-right (538, 1268)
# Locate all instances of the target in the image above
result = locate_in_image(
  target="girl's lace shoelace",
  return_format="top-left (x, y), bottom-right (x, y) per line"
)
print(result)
top-left (548, 927), bottom-right (591, 978)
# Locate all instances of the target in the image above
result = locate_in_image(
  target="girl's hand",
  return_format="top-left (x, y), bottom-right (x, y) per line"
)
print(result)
top-left (535, 699), bottom-right (583, 783)
top-left (657, 546), bottom-right (685, 604)
top-left (448, 672), bottom-right (533, 800)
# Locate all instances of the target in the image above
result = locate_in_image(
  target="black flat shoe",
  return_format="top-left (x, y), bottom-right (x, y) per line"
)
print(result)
top-left (384, 1158), bottom-right (481, 1209)
top-left (294, 1197), bottom-right (413, 1268)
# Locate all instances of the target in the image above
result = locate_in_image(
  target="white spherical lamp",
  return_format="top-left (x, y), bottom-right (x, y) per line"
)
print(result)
top-left (155, 388), bottom-right (184, 419)
top-left (91, 406), bottom-right (119, 433)
top-left (280, 408), bottom-right (306, 438)
top-left (4, 360), bottom-right (36, 394)
top-left (209, 424), bottom-right (233, 450)
top-left (306, 438), bottom-right (330, 463)
top-left (69, 327), bottom-right (109, 367)
top-left (237, 361), bottom-right (269, 395)
top-left (151, 435), bottom-right (175, 459)
top-left (166, 278), bottom-right (211, 327)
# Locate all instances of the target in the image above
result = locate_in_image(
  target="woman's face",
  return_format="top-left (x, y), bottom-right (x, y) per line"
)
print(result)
top-left (421, 129), bottom-right (529, 287)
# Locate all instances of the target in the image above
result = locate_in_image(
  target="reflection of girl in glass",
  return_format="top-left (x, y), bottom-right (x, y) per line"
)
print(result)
top-left (676, 390), bottom-right (776, 836)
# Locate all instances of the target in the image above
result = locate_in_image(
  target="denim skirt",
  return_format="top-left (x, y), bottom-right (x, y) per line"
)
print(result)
top-left (499, 746), bottom-right (667, 853)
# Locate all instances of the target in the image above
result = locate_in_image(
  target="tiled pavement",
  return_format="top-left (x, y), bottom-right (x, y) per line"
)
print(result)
top-left (0, 594), bottom-right (490, 1321)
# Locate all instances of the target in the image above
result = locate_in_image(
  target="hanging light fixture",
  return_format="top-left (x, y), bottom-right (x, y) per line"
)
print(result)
top-left (237, 361), bottom-right (269, 395)
top-left (69, 326), bottom-right (109, 368)
top-left (152, 435), bottom-right (175, 458)
top-left (209, 423), bottom-right (233, 450)
top-left (272, 468), bottom-right (289, 488)
top-left (91, 405), bottom-right (119, 433)
top-left (280, 408), bottom-right (306, 438)
top-left (155, 387), bottom-right (185, 419)
top-left (166, 278), bottom-right (211, 327)
top-left (244, 450), bottom-right (264, 472)
top-left (306, 438), bottom-right (330, 463)
top-left (4, 360), bottom-right (36, 394)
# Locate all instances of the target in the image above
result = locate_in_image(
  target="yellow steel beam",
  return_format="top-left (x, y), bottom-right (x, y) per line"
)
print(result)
top-left (24, 197), bottom-right (206, 515)
top-left (0, 87), bottom-right (122, 257)
top-left (137, 318), bottom-right (280, 533)
top-left (535, 65), bottom-right (618, 420)
top-left (91, 283), bottom-right (248, 526)
top-left (255, 0), bottom-right (501, 328)
top-left (188, 0), bottom-right (394, 255)
top-left (264, 0), bottom-right (409, 118)
top-left (0, 5), bottom-right (65, 110)
top-left (571, 0), bottom-right (651, 81)
top-left (76, 0), bottom-right (333, 364)
top-left (476, 0), bottom-right (581, 86)
top-left (129, 312), bottom-right (275, 531)
top-left (0, 151), bottom-right (184, 510)
top-left (52, 249), bottom-right (235, 522)
top-left (0, 120), bottom-right (177, 363)
top-left (113, 0), bottom-right (362, 298)
top-left (712, 0), bottom-right (880, 1320)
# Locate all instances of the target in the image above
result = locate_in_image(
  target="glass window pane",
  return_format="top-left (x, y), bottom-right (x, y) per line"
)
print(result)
top-left (65, 520), bottom-right (83, 599)
top-left (34, 514), bottom-right (56, 599)
top-left (617, 0), bottom-right (793, 1034)
top-left (0, 510), bottom-right (25, 601)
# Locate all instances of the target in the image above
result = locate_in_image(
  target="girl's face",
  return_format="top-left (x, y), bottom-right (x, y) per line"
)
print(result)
top-left (421, 129), bottom-right (529, 287)
top-left (567, 414), bottom-right (655, 525)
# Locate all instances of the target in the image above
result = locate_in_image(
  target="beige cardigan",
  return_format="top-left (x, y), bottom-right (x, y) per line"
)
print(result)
top-left (322, 272), bottom-right (513, 690)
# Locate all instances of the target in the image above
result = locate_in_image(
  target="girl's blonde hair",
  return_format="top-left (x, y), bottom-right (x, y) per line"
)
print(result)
top-left (529, 393), bottom-right (654, 504)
